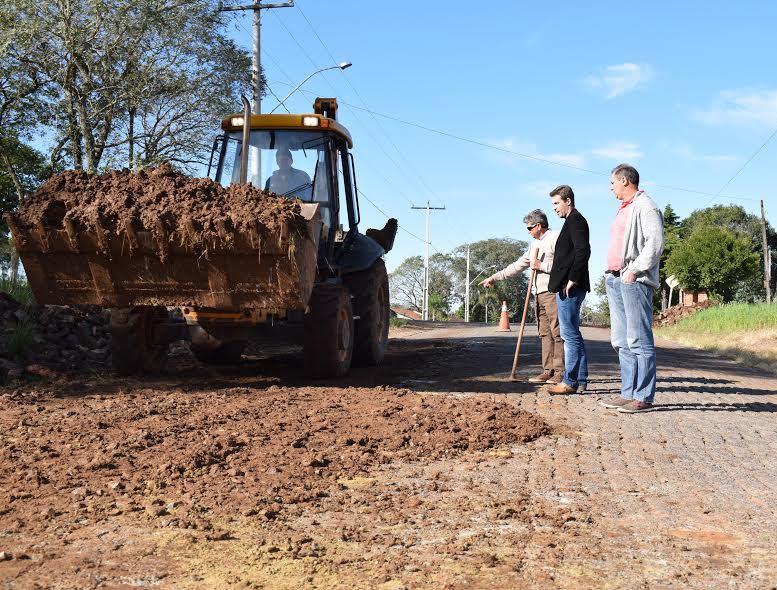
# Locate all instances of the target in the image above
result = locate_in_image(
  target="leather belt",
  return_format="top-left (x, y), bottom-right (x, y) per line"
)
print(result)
top-left (605, 270), bottom-right (621, 277)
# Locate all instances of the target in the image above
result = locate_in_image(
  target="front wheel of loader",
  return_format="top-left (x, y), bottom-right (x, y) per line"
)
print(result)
top-left (110, 306), bottom-right (169, 375)
top-left (304, 283), bottom-right (354, 378)
top-left (189, 325), bottom-right (246, 365)
top-left (345, 259), bottom-right (389, 366)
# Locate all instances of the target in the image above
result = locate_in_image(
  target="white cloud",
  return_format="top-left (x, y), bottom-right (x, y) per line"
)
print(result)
top-left (671, 144), bottom-right (737, 163)
top-left (694, 88), bottom-right (777, 126)
top-left (584, 63), bottom-right (655, 99)
top-left (486, 137), bottom-right (587, 169)
top-left (590, 141), bottom-right (643, 162)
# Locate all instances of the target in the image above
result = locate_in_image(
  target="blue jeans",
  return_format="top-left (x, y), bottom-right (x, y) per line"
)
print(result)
top-left (605, 274), bottom-right (657, 403)
top-left (556, 287), bottom-right (588, 389)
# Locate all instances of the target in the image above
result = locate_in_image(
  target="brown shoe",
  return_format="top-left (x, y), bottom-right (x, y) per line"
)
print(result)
top-left (547, 374), bottom-right (562, 384)
top-left (547, 382), bottom-right (577, 395)
top-left (529, 371), bottom-right (553, 383)
top-left (618, 400), bottom-right (654, 413)
top-left (599, 396), bottom-right (631, 409)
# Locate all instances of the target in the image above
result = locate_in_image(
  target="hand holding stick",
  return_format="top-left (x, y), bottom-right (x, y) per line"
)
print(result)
top-left (509, 267), bottom-right (536, 380)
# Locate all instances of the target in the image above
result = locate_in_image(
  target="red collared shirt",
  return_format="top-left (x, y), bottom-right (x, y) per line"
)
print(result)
top-left (606, 192), bottom-right (640, 271)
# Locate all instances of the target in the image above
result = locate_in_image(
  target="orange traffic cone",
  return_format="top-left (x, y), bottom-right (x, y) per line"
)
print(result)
top-left (497, 301), bottom-right (511, 331)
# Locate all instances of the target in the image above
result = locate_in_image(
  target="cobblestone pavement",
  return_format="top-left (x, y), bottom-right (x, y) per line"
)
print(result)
top-left (397, 322), bottom-right (777, 588)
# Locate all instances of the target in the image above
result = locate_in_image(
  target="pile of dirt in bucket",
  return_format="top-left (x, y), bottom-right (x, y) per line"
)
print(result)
top-left (0, 293), bottom-right (110, 383)
top-left (654, 300), bottom-right (714, 327)
top-left (12, 164), bottom-right (308, 247)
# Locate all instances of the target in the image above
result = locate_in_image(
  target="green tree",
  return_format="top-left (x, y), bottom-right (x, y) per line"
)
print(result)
top-left (0, 133), bottom-right (49, 223)
top-left (389, 256), bottom-right (423, 312)
top-left (681, 204), bottom-right (776, 300)
top-left (664, 225), bottom-right (760, 302)
top-left (590, 274), bottom-right (610, 325)
top-left (450, 238), bottom-right (529, 322)
top-left (658, 203), bottom-right (682, 309)
top-left (428, 293), bottom-right (447, 321)
top-left (0, 132), bottom-right (50, 281)
top-left (3, 0), bottom-right (252, 172)
top-left (389, 254), bottom-right (455, 314)
top-left (663, 203), bottom-right (680, 228)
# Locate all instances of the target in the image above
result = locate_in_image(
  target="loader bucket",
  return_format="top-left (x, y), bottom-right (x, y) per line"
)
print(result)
top-left (6, 203), bottom-right (321, 311)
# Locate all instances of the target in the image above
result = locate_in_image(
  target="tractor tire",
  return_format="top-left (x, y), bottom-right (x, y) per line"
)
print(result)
top-left (345, 259), bottom-right (390, 366)
top-left (109, 306), bottom-right (169, 375)
top-left (189, 325), bottom-right (246, 365)
top-left (304, 282), bottom-right (354, 378)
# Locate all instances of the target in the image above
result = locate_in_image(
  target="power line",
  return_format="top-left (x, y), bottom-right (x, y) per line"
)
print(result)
top-left (268, 10), bottom-right (418, 207)
top-left (231, 10), bottom-right (466, 252)
top-left (702, 127), bottom-right (777, 207)
top-left (229, 17), bottom-right (291, 112)
top-left (260, 47), bottom-right (295, 84)
top-left (294, 0), bottom-right (461, 218)
top-left (357, 188), bottom-right (425, 243)
top-left (273, 82), bottom-right (759, 203)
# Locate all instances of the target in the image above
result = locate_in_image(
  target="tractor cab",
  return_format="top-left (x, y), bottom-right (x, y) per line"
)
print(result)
top-left (209, 98), bottom-right (360, 262)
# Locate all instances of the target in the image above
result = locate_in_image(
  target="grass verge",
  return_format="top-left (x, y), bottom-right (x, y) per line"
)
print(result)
top-left (656, 303), bottom-right (777, 374)
top-left (0, 278), bottom-right (34, 304)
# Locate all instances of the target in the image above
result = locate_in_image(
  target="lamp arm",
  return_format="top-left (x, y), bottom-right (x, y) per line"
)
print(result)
top-left (270, 65), bottom-right (339, 113)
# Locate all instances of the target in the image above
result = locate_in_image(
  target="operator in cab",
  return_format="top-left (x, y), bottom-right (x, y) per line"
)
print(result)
top-left (265, 148), bottom-right (311, 199)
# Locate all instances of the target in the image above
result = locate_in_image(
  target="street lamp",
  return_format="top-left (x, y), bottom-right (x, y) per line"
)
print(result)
top-left (469, 266), bottom-right (497, 286)
top-left (270, 62), bottom-right (352, 113)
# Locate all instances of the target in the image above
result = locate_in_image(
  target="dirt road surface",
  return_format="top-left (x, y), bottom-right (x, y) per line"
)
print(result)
top-left (2, 322), bottom-right (776, 589)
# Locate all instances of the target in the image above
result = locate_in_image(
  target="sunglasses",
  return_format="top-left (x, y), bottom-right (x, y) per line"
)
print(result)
top-left (526, 224), bottom-right (538, 231)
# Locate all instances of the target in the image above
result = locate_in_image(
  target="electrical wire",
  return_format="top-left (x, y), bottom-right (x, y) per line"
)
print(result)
top-left (294, 0), bottom-right (470, 226)
top-left (269, 10), bottom-right (418, 208)
top-left (227, 9), bottom-right (518, 257)
top-left (282, 84), bottom-right (761, 203)
top-left (702, 127), bottom-right (777, 207)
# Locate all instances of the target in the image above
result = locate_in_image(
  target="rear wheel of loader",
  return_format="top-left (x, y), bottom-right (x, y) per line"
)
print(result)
top-left (110, 306), bottom-right (169, 375)
top-left (189, 325), bottom-right (246, 365)
top-left (345, 259), bottom-right (389, 366)
top-left (304, 283), bottom-right (354, 378)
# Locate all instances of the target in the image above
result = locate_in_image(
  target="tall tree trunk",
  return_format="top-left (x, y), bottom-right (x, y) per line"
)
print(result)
top-left (76, 95), bottom-right (96, 173)
top-left (128, 106), bottom-right (135, 170)
top-left (0, 144), bottom-right (26, 286)
top-left (64, 64), bottom-right (83, 170)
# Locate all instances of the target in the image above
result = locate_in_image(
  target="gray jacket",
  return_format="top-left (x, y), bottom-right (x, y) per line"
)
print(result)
top-left (620, 191), bottom-right (664, 289)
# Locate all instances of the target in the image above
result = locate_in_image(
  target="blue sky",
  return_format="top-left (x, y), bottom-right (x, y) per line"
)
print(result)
top-left (231, 1), bottom-right (776, 299)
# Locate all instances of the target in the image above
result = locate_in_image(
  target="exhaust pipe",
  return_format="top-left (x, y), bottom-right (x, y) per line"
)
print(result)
top-left (239, 95), bottom-right (251, 185)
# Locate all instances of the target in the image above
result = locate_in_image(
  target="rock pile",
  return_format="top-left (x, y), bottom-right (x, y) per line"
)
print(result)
top-left (0, 292), bottom-right (109, 383)
top-left (654, 300), bottom-right (714, 327)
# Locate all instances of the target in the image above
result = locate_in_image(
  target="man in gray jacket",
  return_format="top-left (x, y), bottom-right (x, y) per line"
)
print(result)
top-left (600, 164), bottom-right (664, 413)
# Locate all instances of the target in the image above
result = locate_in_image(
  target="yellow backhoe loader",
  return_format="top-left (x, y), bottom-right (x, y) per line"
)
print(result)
top-left (7, 97), bottom-right (397, 377)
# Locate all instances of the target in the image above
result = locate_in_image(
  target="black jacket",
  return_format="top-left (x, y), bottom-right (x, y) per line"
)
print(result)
top-left (548, 208), bottom-right (591, 293)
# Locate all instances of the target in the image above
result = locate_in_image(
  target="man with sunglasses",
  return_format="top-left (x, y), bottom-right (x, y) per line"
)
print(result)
top-left (480, 209), bottom-right (563, 384)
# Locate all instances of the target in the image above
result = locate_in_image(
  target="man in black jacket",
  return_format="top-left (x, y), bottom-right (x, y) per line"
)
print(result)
top-left (546, 185), bottom-right (590, 395)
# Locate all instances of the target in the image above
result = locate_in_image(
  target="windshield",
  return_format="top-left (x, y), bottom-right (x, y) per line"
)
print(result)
top-left (218, 130), bottom-right (332, 205)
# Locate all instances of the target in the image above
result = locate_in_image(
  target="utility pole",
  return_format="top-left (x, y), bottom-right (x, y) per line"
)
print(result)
top-left (465, 245), bottom-right (470, 322)
top-left (411, 201), bottom-right (445, 320)
top-left (217, 1), bottom-right (293, 186)
top-left (761, 199), bottom-right (772, 304)
top-left (217, 1), bottom-right (294, 114)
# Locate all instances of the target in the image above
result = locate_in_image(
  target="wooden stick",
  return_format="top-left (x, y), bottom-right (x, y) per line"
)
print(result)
top-left (509, 267), bottom-right (536, 380)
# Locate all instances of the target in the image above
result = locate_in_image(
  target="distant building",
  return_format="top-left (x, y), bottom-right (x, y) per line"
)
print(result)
top-left (681, 291), bottom-right (708, 306)
top-left (390, 306), bottom-right (421, 321)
